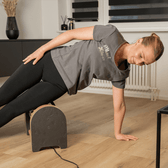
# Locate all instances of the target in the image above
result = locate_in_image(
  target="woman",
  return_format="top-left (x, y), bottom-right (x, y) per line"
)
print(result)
top-left (0, 24), bottom-right (164, 141)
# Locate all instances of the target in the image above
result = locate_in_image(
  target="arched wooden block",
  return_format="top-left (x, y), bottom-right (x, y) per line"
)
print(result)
top-left (30, 105), bottom-right (67, 152)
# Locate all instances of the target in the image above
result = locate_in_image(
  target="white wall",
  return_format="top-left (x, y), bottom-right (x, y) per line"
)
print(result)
top-left (0, 0), bottom-right (168, 100)
top-left (156, 32), bottom-right (168, 100)
top-left (0, 0), bottom-right (59, 39)
top-left (41, 0), bottom-right (59, 38)
top-left (0, 0), bottom-right (43, 39)
top-left (57, 0), bottom-right (69, 31)
top-left (0, 1), bottom-right (7, 39)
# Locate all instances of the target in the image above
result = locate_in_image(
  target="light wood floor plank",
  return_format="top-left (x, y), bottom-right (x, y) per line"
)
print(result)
top-left (0, 92), bottom-right (168, 167)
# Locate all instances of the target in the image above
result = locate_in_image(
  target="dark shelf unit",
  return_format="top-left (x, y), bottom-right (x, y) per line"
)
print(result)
top-left (0, 39), bottom-right (50, 77)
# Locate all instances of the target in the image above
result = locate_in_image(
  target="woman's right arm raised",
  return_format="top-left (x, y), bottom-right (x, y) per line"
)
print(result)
top-left (23, 26), bottom-right (94, 65)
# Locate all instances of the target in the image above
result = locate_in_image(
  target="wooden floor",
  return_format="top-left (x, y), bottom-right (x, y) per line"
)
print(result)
top-left (0, 92), bottom-right (168, 168)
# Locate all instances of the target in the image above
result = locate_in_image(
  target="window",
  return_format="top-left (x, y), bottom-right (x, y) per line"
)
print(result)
top-left (109, 0), bottom-right (168, 23)
top-left (72, 0), bottom-right (98, 22)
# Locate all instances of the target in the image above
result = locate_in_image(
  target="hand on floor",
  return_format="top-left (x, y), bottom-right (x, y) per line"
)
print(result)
top-left (115, 133), bottom-right (138, 141)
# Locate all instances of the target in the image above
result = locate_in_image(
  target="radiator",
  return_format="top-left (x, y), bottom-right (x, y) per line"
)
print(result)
top-left (87, 63), bottom-right (157, 101)
top-left (125, 64), bottom-right (150, 91)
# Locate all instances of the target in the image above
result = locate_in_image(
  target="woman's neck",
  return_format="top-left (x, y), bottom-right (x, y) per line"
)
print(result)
top-left (115, 42), bottom-right (129, 67)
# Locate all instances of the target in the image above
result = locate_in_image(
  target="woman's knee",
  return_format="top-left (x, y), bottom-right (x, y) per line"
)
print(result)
top-left (0, 95), bottom-right (11, 107)
top-left (0, 105), bottom-right (17, 127)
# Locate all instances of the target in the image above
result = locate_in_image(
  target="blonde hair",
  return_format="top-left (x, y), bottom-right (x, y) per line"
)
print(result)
top-left (142, 33), bottom-right (164, 61)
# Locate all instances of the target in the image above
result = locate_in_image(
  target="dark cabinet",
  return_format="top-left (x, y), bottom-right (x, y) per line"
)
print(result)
top-left (22, 41), bottom-right (50, 59)
top-left (0, 41), bottom-right (22, 77)
top-left (0, 39), bottom-right (50, 77)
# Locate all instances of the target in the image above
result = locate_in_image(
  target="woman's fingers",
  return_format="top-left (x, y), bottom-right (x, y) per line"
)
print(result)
top-left (23, 48), bottom-right (44, 65)
top-left (22, 56), bottom-right (29, 62)
top-left (23, 55), bottom-right (34, 64)
top-left (126, 135), bottom-right (138, 141)
top-left (33, 57), bottom-right (40, 65)
top-left (23, 57), bottom-right (34, 64)
top-left (116, 133), bottom-right (139, 141)
top-left (23, 54), bottom-right (39, 65)
top-left (124, 135), bottom-right (138, 141)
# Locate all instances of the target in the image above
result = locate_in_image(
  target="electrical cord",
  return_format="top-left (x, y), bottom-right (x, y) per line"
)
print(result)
top-left (51, 147), bottom-right (79, 168)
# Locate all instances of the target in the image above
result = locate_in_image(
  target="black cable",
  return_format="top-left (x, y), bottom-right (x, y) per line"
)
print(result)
top-left (51, 147), bottom-right (79, 168)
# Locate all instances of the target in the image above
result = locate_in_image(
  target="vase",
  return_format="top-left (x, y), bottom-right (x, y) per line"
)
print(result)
top-left (61, 24), bottom-right (68, 30)
top-left (6, 17), bottom-right (19, 39)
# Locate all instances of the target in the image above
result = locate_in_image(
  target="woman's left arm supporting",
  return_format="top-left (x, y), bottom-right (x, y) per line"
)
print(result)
top-left (113, 85), bottom-right (138, 141)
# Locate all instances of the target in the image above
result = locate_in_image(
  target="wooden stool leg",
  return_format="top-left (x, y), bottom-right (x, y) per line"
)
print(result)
top-left (50, 101), bottom-right (55, 106)
top-left (25, 111), bottom-right (30, 135)
top-left (156, 111), bottom-right (161, 168)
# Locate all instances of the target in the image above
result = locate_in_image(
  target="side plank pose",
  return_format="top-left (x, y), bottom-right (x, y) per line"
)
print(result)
top-left (0, 25), bottom-right (164, 141)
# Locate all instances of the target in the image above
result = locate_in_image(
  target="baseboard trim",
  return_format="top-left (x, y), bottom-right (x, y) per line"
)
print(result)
top-left (79, 87), bottom-right (152, 99)
top-left (157, 95), bottom-right (168, 101)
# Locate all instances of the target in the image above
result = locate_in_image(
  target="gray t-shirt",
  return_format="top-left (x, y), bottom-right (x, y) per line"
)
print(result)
top-left (51, 24), bottom-right (130, 95)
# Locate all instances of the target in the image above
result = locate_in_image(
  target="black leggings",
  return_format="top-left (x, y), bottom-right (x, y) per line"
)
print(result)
top-left (0, 51), bottom-right (68, 127)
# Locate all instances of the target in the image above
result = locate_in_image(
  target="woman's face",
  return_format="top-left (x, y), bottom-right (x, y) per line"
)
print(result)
top-left (127, 38), bottom-right (156, 66)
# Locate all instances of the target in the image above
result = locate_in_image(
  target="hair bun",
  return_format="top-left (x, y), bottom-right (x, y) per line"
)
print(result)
top-left (151, 33), bottom-right (160, 39)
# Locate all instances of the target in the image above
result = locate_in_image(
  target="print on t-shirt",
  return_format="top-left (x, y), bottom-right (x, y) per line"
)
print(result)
top-left (98, 45), bottom-right (111, 61)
